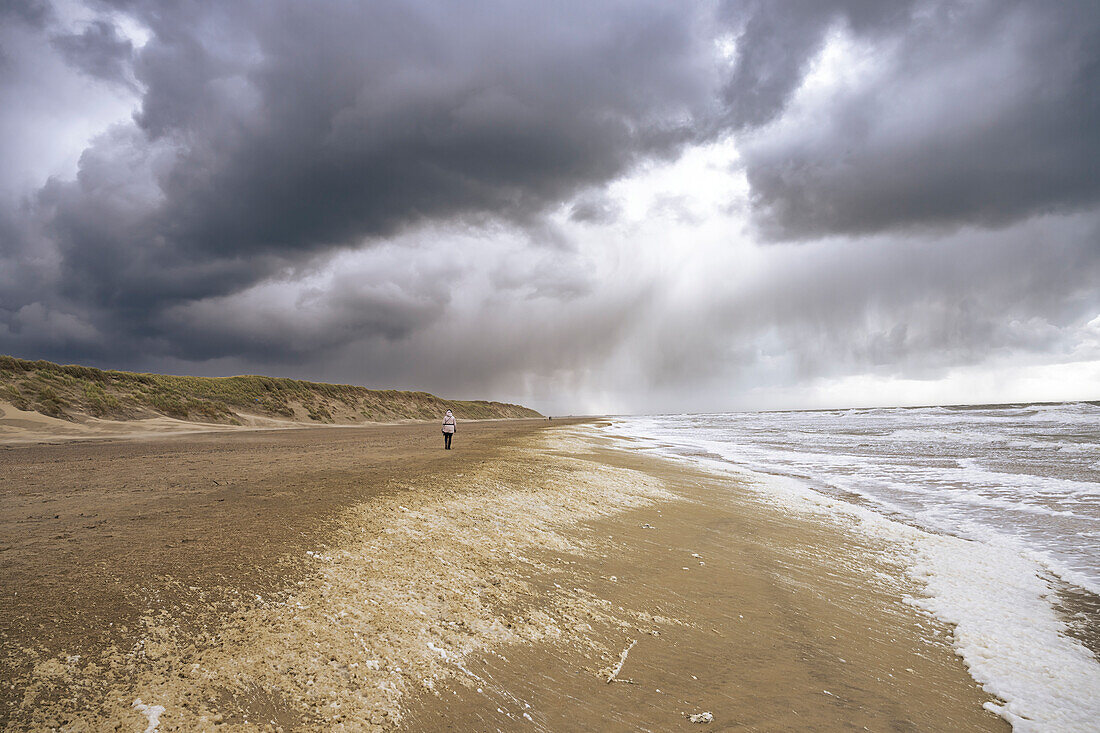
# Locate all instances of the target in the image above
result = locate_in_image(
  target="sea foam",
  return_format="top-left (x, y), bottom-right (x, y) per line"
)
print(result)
top-left (739, 462), bottom-right (1100, 732)
top-left (601, 409), bottom-right (1100, 732)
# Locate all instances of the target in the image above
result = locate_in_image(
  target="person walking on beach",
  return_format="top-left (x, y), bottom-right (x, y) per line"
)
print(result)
top-left (442, 409), bottom-right (456, 449)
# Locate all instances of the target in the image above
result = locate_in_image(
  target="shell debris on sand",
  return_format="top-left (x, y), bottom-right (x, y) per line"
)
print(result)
top-left (688, 711), bottom-right (714, 723)
top-left (604, 639), bottom-right (637, 683)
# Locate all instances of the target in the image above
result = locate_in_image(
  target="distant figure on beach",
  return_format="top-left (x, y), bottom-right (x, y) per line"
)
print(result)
top-left (442, 409), bottom-right (456, 449)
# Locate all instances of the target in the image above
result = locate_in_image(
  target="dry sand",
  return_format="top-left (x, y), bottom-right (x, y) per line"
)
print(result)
top-left (1, 419), bottom-right (1008, 731)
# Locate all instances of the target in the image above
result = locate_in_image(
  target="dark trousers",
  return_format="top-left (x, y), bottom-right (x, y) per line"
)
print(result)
top-left (444, 431), bottom-right (453, 449)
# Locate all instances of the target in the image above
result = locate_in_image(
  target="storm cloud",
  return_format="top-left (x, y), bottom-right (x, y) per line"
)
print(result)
top-left (741, 0), bottom-right (1100, 239)
top-left (50, 18), bottom-right (135, 87)
top-left (3, 0), bottom-right (720, 353)
top-left (0, 0), bottom-right (1097, 411)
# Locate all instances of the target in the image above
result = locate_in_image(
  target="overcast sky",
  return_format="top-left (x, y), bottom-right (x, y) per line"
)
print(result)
top-left (1, 0), bottom-right (1098, 414)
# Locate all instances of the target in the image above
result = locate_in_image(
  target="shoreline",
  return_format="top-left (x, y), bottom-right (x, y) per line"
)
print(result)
top-left (3, 422), bottom-right (1007, 730)
top-left (601, 415), bottom-right (1100, 732)
top-left (401, 427), bottom-right (1007, 731)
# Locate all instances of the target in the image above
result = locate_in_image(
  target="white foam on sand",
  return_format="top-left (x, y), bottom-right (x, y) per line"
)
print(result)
top-left (746, 471), bottom-right (1100, 732)
top-left (598, 426), bottom-right (1100, 733)
top-left (132, 699), bottom-right (165, 732)
top-left (908, 533), bottom-right (1100, 732)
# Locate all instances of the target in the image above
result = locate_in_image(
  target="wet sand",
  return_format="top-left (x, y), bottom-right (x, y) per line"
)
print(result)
top-left (402, 436), bottom-right (1008, 731)
top-left (1, 421), bottom-right (1007, 731)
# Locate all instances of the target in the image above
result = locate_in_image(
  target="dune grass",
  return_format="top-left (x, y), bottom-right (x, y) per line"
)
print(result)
top-left (0, 355), bottom-right (542, 424)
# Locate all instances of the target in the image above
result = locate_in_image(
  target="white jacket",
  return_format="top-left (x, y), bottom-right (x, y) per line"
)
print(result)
top-left (442, 411), bottom-right (456, 434)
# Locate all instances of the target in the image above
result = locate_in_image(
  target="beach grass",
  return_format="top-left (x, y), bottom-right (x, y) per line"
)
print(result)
top-left (0, 355), bottom-right (541, 425)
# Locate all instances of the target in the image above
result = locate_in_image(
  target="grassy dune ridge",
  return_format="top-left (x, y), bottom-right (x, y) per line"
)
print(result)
top-left (0, 355), bottom-right (541, 424)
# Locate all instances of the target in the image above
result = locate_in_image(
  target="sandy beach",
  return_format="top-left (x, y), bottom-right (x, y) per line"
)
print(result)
top-left (4, 0), bottom-right (1095, 728)
top-left (1, 420), bottom-right (1008, 731)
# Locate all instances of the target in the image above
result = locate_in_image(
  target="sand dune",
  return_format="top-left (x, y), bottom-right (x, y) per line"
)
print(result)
top-left (0, 356), bottom-right (541, 442)
top-left (0, 399), bottom-right (305, 444)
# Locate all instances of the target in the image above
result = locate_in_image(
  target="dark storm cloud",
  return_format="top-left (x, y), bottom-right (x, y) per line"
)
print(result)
top-left (155, 250), bottom-right (458, 363)
top-left (0, 0), bottom-right (52, 29)
top-left (51, 19), bottom-right (135, 87)
top-left (719, 0), bottom-right (917, 129)
top-left (569, 193), bottom-right (621, 225)
top-left (740, 0), bottom-right (1100, 239)
top-left (0, 0), bottom-right (724, 362)
top-left (1, 0), bottom-right (1098, 408)
top-left (0, 1), bottom-right (49, 75)
top-left (162, 1), bottom-right (702, 249)
top-left (121, 0), bottom-right (713, 258)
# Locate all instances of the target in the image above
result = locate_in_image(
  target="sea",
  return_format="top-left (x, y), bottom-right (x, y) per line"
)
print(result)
top-left (604, 402), bottom-right (1100, 732)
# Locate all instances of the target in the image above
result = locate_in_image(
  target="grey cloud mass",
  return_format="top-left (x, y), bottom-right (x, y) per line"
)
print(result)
top-left (742, 0), bottom-right (1100, 239)
top-left (0, 0), bottom-right (51, 29)
top-left (50, 19), bottom-right (135, 87)
top-left (722, 215), bottom-right (1098, 379)
top-left (4, 0), bottom-right (720, 355)
top-left (0, 0), bottom-right (1097, 410)
top-left (719, 0), bottom-right (919, 129)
